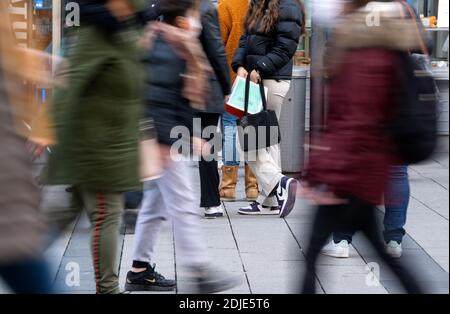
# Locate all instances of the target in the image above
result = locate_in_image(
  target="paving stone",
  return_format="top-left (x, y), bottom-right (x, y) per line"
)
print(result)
top-left (34, 152), bottom-right (449, 295)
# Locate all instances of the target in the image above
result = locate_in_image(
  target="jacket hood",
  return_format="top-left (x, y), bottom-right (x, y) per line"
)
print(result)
top-left (332, 1), bottom-right (426, 52)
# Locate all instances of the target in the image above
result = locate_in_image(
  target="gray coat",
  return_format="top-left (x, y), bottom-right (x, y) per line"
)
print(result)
top-left (0, 69), bottom-right (48, 264)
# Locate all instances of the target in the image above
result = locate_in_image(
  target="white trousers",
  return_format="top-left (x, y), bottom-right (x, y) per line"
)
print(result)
top-left (242, 79), bottom-right (291, 207)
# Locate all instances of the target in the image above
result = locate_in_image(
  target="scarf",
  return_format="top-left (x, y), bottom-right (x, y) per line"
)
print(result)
top-left (140, 21), bottom-right (212, 110)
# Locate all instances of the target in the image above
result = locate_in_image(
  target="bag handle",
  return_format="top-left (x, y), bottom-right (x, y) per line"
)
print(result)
top-left (244, 73), bottom-right (251, 115)
top-left (243, 73), bottom-right (267, 115)
top-left (398, 1), bottom-right (429, 56)
top-left (259, 77), bottom-right (268, 111)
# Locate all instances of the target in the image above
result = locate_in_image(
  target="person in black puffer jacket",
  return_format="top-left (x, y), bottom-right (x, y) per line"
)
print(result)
top-left (232, 0), bottom-right (305, 218)
top-left (232, 0), bottom-right (304, 80)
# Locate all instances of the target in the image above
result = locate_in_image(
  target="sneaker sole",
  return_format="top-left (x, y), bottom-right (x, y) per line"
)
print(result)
top-left (279, 179), bottom-right (298, 218)
top-left (321, 251), bottom-right (350, 258)
top-left (205, 213), bottom-right (224, 219)
top-left (386, 251), bottom-right (402, 259)
top-left (238, 210), bottom-right (280, 216)
top-left (125, 282), bottom-right (176, 292)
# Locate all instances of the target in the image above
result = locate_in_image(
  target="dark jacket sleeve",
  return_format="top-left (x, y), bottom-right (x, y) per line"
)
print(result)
top-left (255, 0), bottom-right (302, 75)
top-left (200, 1), bottom-right (231, 96)
top-left (231, 33), bottom-right (248, 73)
top-left (79, 0), bottom-right (120, 32)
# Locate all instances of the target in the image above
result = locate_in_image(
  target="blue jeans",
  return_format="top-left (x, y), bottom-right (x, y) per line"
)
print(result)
top-left (221, 112), bottom-right (240, 166)
top-left (124, 191), bottom-right (143, 209)
top-left (334, 165), bottom-right (410, 244)
top-left (0, 258), bottom-right (53, 294)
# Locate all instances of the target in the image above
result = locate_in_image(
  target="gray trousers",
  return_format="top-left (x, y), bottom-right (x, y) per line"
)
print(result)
top-left (132, 161), bottom-right (208, 267)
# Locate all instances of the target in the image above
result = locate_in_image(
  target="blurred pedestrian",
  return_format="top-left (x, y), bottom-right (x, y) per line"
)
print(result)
top-left (45, 0), bottom-right (148, 294)
top-left (300, 0), bottom-right (427, 294)
top-left (125, 0), bottom-right (240, 293)
top-left (322, 166), bottom-right (411, 259)
top-left (0, 1), bottom-right (53, 293)
top-left (321, 0), bottom-right (430, 260)
top-left (232, 0), bottom-right (305, 217)
top-left (217, 0), bottom-right (259, 203)
top-left (78, 1), bottom-right (162, 213)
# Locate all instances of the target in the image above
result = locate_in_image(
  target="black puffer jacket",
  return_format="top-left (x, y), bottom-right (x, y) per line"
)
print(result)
top-left (232, 0), bottom-right (302, 80)
top-left (199, 0), bottom-right (231, 113)
top-left (144, 35), bottom-right (194, 146)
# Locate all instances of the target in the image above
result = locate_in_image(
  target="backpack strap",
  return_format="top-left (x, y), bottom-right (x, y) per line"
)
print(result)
top-left (398, 1), bottom-right (430, 56)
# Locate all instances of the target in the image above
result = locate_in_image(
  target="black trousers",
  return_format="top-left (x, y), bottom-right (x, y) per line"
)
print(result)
top-left (198, 112), bottom-right (221, 208)
top-left (301, 197), bottom-right (423, 294)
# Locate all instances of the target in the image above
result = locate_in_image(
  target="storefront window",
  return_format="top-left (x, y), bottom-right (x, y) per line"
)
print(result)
top-left (9, 0), bottom-right (56, 107)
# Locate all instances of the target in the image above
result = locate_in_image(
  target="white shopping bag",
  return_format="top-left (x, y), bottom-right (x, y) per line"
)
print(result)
top-left (225, 76), bottom-right (267, 118)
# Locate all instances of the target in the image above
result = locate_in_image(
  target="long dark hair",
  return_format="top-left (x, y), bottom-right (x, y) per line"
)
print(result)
top-left (244, 0), bottom-right (306, 35)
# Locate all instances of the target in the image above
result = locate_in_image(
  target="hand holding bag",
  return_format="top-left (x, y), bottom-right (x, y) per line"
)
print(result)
top-left (237, 74), bottom-right (281, 152)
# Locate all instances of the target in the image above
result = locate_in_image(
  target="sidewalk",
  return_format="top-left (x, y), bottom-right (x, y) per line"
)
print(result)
top-left (1, 152), bottom-right (448, 294)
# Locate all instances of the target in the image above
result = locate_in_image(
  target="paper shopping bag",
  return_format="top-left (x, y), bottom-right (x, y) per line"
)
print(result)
top-left (225, 76), bottom-right (267, 118)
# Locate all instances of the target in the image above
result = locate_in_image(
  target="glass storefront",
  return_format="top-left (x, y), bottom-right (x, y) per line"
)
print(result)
top-left (9, 0), bottom-right (54, 51)
top-left (9, 0), bottom-right (58, 109)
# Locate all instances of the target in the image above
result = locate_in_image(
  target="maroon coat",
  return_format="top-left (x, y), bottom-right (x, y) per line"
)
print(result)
top-left (306, 48), bottom-right (401, 205)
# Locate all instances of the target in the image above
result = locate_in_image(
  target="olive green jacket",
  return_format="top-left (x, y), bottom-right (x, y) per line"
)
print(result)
top-left (47, 23), bottom-right (144, 192)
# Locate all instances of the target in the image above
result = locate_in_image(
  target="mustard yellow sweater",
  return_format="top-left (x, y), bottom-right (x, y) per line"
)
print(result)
top-left (217, 0), bottom-right (249, 84)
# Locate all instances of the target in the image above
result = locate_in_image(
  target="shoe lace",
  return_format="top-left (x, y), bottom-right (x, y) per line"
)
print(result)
top-left (150, 263), bottom-right (166, 280)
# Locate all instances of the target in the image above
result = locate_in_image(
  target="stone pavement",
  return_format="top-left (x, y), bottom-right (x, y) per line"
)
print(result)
top-left (0, 149), bottom-right (448, 294)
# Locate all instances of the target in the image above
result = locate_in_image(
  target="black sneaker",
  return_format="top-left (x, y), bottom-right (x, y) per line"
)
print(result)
top-left (125, 264), bottom-right (176, 292)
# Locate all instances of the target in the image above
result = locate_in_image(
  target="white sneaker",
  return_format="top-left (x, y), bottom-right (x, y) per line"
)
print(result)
top-left (204, 205), bottom-right (225, 219)
top-left (321, 240), bottom-right (350, 258)
top-left (386, 241), bottom-right (403, 258)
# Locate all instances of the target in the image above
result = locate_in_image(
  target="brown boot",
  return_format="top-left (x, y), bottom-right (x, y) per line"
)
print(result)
top-left (219, 166), bottom-right (238, 201)
top-left (245, 165), bottom-right (259, 201)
